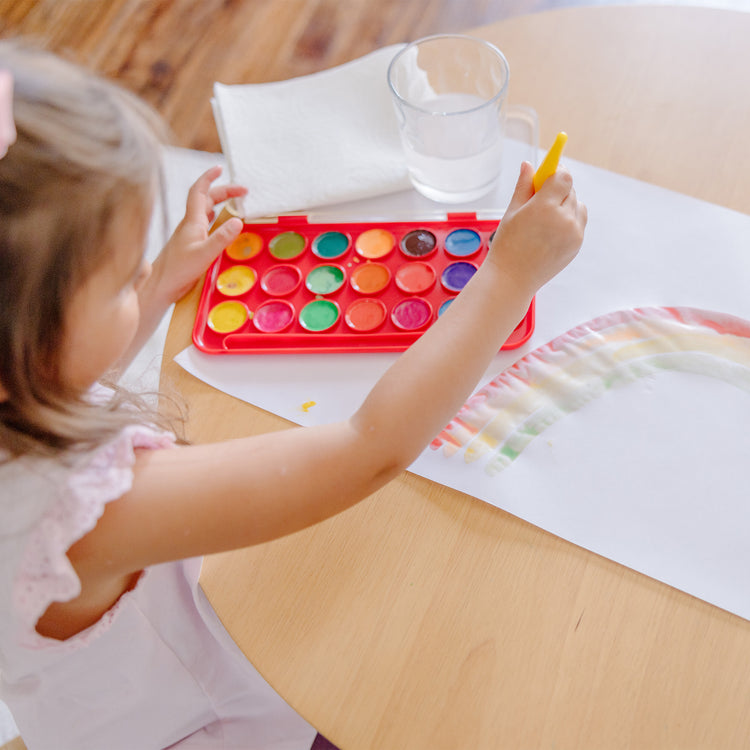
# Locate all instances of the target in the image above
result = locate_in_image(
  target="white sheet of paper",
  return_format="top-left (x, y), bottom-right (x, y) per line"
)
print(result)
top-left (423, 369), bottom-right (750, 617)
top-left (172, 145), bottom-right (750, 620)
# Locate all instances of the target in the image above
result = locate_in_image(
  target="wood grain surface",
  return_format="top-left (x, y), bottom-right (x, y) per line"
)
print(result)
top-left (5, 0), bottom-right (745, 154)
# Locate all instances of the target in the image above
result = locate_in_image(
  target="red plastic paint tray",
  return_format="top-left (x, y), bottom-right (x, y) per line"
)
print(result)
top-left (193, 213), bottom-right (534, 354)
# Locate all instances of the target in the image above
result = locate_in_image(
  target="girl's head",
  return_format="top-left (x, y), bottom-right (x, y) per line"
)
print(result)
top-left (0, 40), bottom-right (169, 457)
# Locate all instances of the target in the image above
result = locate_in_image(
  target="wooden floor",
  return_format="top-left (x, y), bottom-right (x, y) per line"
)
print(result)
top-left (0, 0), bottom-right (744, 154)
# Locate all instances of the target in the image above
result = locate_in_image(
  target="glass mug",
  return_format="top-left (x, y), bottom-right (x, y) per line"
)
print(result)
top-left (387, 34), bottom-right (537, 203)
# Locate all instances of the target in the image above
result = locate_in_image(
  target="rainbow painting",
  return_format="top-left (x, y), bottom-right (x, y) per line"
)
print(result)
top-left (431, 307), bottom-right (750, 474)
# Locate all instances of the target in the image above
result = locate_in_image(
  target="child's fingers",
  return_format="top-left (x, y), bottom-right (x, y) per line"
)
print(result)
top-left (208, 184), bottom-right (248, 204)
top-left (560, 183), bottom-right (588, 229)
top-left (506, 161), bottom-right (535, 212)
top-left (559, 186), bottom-right (580, 220)
top-left (206, 185), bottom-right (248, 220)
top-left (578, 199), bottom-right (588, 225)
top-left (184, 165), bottom-right (224, 219)
top-left (201, 217), bottom-right (244, 261)
top-left (540, 168), bottom-right (574, 204)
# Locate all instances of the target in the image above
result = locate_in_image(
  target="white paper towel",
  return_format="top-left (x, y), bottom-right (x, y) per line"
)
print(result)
top-left (212, 45), bottom-right (411, 219)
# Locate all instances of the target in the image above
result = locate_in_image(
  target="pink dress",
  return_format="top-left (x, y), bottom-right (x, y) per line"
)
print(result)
top-left (0, 424), bottom-right (317, 750)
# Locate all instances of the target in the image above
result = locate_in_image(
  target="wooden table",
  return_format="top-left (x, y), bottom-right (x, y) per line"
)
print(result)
top-left (162, 7), bottom-right (750, 749)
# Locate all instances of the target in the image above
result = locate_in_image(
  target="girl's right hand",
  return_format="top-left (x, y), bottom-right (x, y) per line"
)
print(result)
top-left (488, 161), bottom-right (588, 296)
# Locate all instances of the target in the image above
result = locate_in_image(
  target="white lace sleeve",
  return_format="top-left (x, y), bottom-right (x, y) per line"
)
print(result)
top-left (12, 424), bottom-right (175, 649)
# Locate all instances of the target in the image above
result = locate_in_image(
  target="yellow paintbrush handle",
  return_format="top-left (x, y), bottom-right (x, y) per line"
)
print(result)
top-left (533, 131), bottom-right (568, 192)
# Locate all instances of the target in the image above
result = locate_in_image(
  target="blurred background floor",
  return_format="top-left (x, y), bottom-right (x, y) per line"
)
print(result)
top-left (1, 0), bottom-right (749, 746)
top-left (0, 0), bottom-right (748, 154)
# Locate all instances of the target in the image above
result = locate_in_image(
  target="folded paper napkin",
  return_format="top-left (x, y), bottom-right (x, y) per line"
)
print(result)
top-left (213, 45), bottom-right (411, 219)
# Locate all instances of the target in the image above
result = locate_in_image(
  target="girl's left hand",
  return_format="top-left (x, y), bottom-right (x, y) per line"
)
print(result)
top-left (152, 165), bottom-right (247, 303)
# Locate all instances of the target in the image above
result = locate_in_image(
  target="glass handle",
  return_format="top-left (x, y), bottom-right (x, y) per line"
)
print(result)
top-left (506, 105), bottom-right (540, 167)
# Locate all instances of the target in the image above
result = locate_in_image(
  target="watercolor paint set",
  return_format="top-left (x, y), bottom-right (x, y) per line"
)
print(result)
top-left (192, 213), bottom-right (535, 354)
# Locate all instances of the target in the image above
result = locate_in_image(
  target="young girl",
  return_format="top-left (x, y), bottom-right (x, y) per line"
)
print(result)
top-left (0, 40), bottom-right (587, 750)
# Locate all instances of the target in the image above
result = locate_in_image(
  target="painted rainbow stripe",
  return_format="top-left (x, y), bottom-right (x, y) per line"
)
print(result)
top-left (431, 307), bottom-right (750, 474)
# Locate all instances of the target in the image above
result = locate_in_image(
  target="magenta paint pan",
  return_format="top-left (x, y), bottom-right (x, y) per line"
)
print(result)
top-left (261, 264), bottom-right (302, 296)
top-left (391, 297), bottom-right (433, 331)
top-left (253, 300), bottom-right (295, 333)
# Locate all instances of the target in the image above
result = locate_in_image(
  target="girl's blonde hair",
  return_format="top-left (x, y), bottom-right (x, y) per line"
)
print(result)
top-left (0, 40), bottom-right (178, 458)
